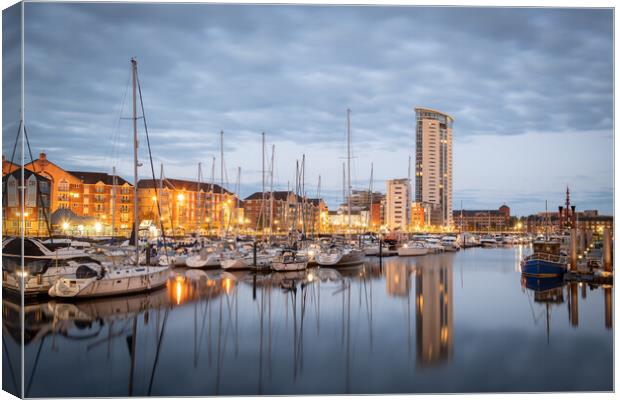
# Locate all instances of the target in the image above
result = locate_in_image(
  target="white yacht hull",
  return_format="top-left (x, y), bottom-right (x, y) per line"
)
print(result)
top-left (398, 247), bottom-right (429, 256)
top-left (186, 253), bottom-right (221, 269)
top-left (317, 250), bottom-right (364, 267)
top-left (363, 245), bottom-right (380, 256)
top-left (271, 261), bottom-right (308, 271)
top-left (221, 258), bottom-right (249, 270)
top-left (48, 266), bottom-right (170, 298)
top-left (3, 265), bottom-right (82, 296)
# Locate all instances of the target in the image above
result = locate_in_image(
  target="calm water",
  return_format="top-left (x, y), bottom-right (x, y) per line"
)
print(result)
top-left (2, 246), bottom-right (613, 396)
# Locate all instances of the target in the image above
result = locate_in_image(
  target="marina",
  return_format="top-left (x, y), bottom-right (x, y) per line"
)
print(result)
top-left (2, 246), bottom-right (613, 396)
top-left (1, 3), bottom-right (614, 397)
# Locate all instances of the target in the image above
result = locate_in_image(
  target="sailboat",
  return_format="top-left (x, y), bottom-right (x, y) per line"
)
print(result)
top-left (49, 58), bottom-right (170, 298)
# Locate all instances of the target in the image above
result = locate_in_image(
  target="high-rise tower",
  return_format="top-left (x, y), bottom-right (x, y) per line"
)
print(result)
top-left (414, 107), bottom-right (453, 228)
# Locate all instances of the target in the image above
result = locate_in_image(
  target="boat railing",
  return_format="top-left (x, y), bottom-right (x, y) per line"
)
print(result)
top-left (524, 252), bottom-right (566, 263)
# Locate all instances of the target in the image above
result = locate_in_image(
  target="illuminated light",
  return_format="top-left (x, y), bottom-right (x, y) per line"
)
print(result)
top-left (15, 212), bottom-right (20, 216)
top-left (16, 270), bottom-right (29, 278)
top-left (307, 272), bottom-right (314, 282)
top-left (152, 195), bottom-right (157, 202)
top-left (222, 278), bottom-right (233, 294)
top-left (175, 280), bottom-right (183, 305)
top-left (62, 222), bottom-right (70, 230)
top-left (94, 222), bottom-right (102, 233)
top-left (77, 225), bottom-right (84, 231)
top-left (73, 193), bottom-right (79, 198)
top-left (440, 326), bottom-right (449, 343)
top-left (23, 212), bottom-right (29, 217)
top-left (177, 193), bottom-right (185, 202)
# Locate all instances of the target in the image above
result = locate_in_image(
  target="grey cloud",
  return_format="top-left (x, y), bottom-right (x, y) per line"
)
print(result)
top-left (1, 4), bottom-right (612, 214)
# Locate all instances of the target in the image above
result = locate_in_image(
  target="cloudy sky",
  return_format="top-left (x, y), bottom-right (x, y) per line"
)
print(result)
top-left (2, 3), bottom-right (614, 216)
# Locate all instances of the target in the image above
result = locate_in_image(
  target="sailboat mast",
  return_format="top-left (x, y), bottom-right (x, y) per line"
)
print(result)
top-left (407, 155), bottom-right (411, 232)
top-left (210, 157), bottom-right (215, 234)
top-left (196, 162), bottom-right (201, 234)
top-left (302, 154), bottom-right (306, 235)
top-left (347, 109), bottom-right (352, 231)
top-left (317, 175), bottom-right (321, 236)
top-left (261, 132), bottom-right (266, 235)
top-left (220, 131), bottom-right (224, 238)
top-left (342, 162), bottom-right (345, 205)
top-left (460, 200), bottom-right (463, 233)
top-left (159, 163), bottom-right (165, 233)
top-left (236, 166), bottom-right (241, 233)
top-left (112, 165), bottom-right (117, 237)
top-left (269, 144), bottom-right (275, 238)
top-left (369, 162), bottom-right (374, 231)
top-left (131, 58), bottom-right (139, 267)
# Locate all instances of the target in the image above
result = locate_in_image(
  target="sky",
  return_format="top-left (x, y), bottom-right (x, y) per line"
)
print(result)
top-left (2, 3), bottom-right (614, 216)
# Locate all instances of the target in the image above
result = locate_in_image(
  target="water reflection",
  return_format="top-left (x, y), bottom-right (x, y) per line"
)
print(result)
top-left (3, 248), bottom-right (613, 396)
top-left (415, 256), bottom-right (453, 366)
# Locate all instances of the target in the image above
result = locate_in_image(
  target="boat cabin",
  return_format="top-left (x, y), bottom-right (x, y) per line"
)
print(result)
top-left (532, 241), bottom-right (561, 255)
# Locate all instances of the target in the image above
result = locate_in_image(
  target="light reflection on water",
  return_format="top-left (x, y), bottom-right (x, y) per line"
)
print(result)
top-left (2, 246), bottom-right (613, 396)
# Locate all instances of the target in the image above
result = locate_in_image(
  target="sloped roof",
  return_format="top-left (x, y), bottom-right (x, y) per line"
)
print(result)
top-left (137, 178), bottom-right (233, 195)
top-left (2, 167), bottom-right (51, 182)
top-left (245, 191), bottom-right (296, 201)
top-left (67, 171), bottom-right (131, 186)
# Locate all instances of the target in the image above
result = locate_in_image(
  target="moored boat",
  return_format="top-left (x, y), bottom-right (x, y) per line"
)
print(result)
top-left (316, 245), bottom-right (364, 267)
top-left (271, 250), bottom-right (308, 272)
top-left (48, 264), bottom-right (170, 298)
top-left (397, 241), bottom-right (429, 256)
top-left (521, 240), bottom-right (567, 278)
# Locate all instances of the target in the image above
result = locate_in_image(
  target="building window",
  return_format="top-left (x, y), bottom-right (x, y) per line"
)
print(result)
top-left (58, 179), bottom-right (69, 192)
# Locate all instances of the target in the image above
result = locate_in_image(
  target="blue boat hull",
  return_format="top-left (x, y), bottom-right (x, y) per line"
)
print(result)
top-left (521, 259), bottom-right (567, 278)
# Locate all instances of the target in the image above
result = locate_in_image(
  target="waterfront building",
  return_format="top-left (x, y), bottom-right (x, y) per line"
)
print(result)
top-left (410, 201), bottom-right (426, 231)
top-left (138, 178), bottom-right (240, 236)
top-left (327, 209), bottom-right (369, 232)
top-left (2, 155), bottom-right (19, 176)
top-left (244, 191), bottom-right (296, 232)
top-left (243, 191), bottom-right (325, 234)
top-left (386, 178), bottom-right (410, 231)
top-left (452, 205), bottom-right (510, 232)
top-left (11, 152), bottom-right (135, 236)
top-left (577, 213), bottom-right (613, 233)
top-left (68, 171), bottom-right (134, 236)
top-left (523, 188), bottom-right (613, 234)
top-left (525, 209), bottom-right (613, 235)
top-left (2, 168), bottom-right (51, 236)
top-left (414, 107), bottom-right (454, 228)
top-left (308, 198), bottom-right (329, 234)
top-left (23, 152), bottom-right (85, 216)
top-left (347, 189), bottom-right (384, 231)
